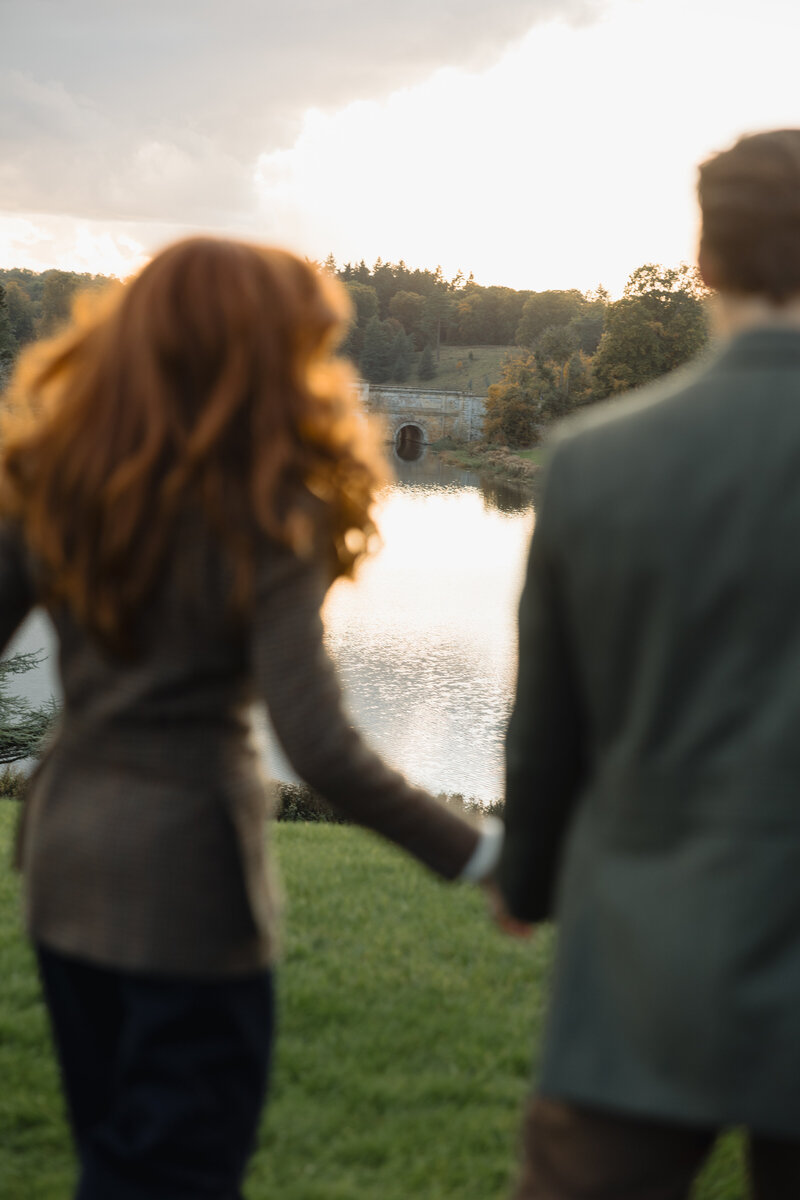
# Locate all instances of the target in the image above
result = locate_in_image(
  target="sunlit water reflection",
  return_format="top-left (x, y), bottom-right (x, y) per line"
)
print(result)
top-left (7, 456), bottom-right (535, 803)
top-left (280, 454), bottom-right (535, 802)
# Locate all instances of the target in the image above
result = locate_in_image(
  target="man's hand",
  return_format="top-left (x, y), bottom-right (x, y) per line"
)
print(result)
top-left (482, 880), bottom-right (533, 938)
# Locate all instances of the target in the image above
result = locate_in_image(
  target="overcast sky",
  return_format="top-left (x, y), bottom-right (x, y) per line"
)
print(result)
top-left (1, 0), bottom-right (799, 292)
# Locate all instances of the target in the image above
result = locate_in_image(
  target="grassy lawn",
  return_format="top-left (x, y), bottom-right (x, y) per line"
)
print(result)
top-left (386, 344), bottom-right (520, 394)
top-left (0, 808), bottom-right (746, 1198)
top-left (515, 447), bottom-right (548, 466)
top-left (434, 447), bottom-right (485, 471)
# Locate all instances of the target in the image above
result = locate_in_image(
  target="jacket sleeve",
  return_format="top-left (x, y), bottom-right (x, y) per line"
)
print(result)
top-left (0, 521), bottom-right (36, 656)
top-left (498, 449), bottom-right (587, 921)
top-left (250, 544), bottom-right (480, 879)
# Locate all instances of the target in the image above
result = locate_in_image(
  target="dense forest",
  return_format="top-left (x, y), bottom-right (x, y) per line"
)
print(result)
top-left (0, 267), bottom-right (110, 388)
top-left (482, 263), bottom-right (709, 444)
top-left (324, 254), bottom-right (606, 383)
top-left (321, 256), bottom-right (709, 442)
top-left (0, 257), bottom-right (710, 446)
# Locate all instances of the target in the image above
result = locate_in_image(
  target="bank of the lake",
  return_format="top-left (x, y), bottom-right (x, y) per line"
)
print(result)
top-left (434, 443), bottom-right (546, 501)
top-left (0, 806), bottom-right (748, 1199)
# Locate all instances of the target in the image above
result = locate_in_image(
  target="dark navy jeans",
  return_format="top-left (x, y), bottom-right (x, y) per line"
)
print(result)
top-left (37, 945), bottom-right (274, 1200)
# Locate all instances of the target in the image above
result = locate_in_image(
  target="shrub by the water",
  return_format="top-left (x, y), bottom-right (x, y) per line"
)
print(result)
top-left (274, 782), bottom-right (347, 823)
top-left (1, 773), bottom-right (505, 821)
top-left (273, 781), bottom-right (504, 823)
top-left (437, 791), bottom-right (505, 819)
top-left (0, 765), bottom-right (27, 799)
top-left (1, 773), bottom-right (505, 819)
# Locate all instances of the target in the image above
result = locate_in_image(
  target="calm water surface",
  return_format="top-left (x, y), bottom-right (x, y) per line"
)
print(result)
top-left (8, 455), bottom-right (535, 803)
top-left (277, 454), bottom-right (535, 802)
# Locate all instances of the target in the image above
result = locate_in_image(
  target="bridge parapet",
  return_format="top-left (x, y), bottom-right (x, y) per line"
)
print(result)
top-left (357, 384), bottom-right (486, 442)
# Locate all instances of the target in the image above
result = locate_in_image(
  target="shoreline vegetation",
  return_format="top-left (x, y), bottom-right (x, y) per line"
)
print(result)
top-left (273, 781), bottom-right (504, 822)
top-left (0, 805), bottom-right (748, 1198)
top-left (0, 772), bottom-right (503, 819)
top-left (431, 440), bottom-right (546, 501)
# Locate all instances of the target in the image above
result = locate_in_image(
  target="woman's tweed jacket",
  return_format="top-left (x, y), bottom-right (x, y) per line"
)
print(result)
top-left (1, 522), bottom-right (478, 977)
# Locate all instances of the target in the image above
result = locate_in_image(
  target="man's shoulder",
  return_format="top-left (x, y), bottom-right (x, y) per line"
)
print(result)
top-left (553, 356), bottom-right (714, 461)
top-left (533, 352), bottom-right (724, 526)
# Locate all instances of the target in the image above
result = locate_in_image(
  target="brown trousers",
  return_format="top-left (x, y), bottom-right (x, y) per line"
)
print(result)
top-left (513, 1097), bottom-right (800, 1200)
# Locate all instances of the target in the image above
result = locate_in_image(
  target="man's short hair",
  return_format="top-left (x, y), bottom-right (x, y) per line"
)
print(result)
top-left (698, 130), bottom-right (800, 302)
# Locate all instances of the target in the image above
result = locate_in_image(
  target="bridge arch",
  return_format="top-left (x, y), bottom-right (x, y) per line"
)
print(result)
top-left (393, 421), bottom-right (427, 462)
top-left (362, 385), bottom-right (485, 443)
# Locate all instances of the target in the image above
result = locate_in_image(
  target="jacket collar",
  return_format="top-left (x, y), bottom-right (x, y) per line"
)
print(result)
top-left (711, 326), bottom-right (800, 371)
top-left (708, 294), bottom-right (800, 370)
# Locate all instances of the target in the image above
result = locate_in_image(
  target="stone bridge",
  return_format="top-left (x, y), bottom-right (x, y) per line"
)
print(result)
top-left (356, 384), bottom-right (486, 449)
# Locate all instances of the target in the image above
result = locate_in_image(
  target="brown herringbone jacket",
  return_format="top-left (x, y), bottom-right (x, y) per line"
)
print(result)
top-left (1, 522), bottom-right (478, 976)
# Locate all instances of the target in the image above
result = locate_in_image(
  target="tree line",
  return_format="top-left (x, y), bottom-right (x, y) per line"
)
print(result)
top-left (483, 263), bottom-right (710, 445)
top-left (325, 254), bottom-right (606, 385)
top-left (0, 267), bottom-right (110, 388)
top-left (323, 257), bottom-right (709, 424)
top-left (0, 259), bottom-right (711, 446)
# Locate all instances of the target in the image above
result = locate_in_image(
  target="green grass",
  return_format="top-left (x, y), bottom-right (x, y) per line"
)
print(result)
top-left (0, 807), bottom-right (748, 1198)
top-left (434, 446), bottom-right (485, 471)
top-left (386, 344), bottom-right (520, 394)
top-left (515, 447), bottom-right (548, 466)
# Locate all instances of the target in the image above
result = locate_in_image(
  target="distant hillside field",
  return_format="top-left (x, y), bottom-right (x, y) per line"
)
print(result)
top-left (383, 344), bottom-right (520, 394)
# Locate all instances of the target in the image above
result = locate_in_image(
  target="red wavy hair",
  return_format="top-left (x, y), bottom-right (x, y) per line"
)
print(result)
top-left (0, 237), bottom-right (387, 650)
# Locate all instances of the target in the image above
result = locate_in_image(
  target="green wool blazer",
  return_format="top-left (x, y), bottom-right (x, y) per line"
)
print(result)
top-left (499, 327), bottom-right (800, 1139)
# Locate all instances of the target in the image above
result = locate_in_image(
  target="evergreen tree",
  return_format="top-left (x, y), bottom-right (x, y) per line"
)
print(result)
top-left (359, 316), bottom-right (394, 383)
top-left (421, 288), bottom-right (453, 360)
top-left (0, 284), bottom-right (17, 390)
top-left (340, 281), bottom-right (379, 365)
top-left (390, 331), bottom-right (413, 382)
top-left (339, 321), bottom-right (362, 364)
top-left (418, 342), bottom-right (436, 382)
top-left (354, 259), bottom-right (371, 285)
top-left (5, 281), bottom-right (35, 346)
top-left (40, 270), bottom-right (79, 335)
top-left (0, 652), bottom-right (58, 765)
top-left (388, 290), bottom-right (425, 342)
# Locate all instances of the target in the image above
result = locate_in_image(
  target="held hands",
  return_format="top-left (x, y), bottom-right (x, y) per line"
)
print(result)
top-left (465, 815), bottom-right (531, 937)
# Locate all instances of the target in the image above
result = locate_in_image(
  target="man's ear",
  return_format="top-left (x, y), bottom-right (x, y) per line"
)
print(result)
top-left (698, 243), bottom-right (720, 291)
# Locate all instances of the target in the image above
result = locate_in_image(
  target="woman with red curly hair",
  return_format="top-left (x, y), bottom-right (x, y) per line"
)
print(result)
top-left (0, 238), bottom-right (495, 1199)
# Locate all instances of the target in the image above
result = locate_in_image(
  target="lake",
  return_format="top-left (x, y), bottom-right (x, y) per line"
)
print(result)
top-left (5, 454), bottom-right (535, 804)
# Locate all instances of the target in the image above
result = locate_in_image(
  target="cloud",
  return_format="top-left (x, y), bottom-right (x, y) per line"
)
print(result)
top-left (1, 0), bottom-right (603, 227)
top-left (252, 0), bottom-right (800, 294)
top-left (0, 214), bottom-right (150, 277)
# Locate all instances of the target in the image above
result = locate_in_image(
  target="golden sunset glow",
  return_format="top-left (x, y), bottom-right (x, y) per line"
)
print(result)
top-left (2, 0), bottom-right (799, 292)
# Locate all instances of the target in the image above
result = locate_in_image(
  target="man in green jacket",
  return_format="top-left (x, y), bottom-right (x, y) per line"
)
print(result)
top-left (499, 130), bottom-right (800, 1198)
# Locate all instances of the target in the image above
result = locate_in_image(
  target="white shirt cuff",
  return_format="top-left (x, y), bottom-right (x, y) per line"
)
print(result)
top-left (458, 815), bottom-right (505, 883)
